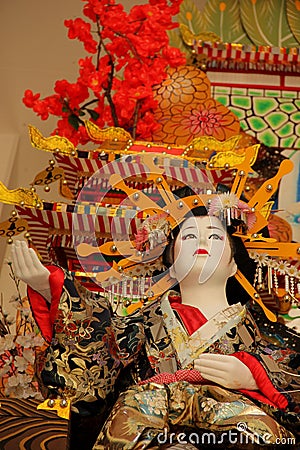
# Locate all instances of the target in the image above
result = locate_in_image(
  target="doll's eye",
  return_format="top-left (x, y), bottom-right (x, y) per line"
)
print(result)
top-left (182, 233), bottom-right (197, 240)
top-left (209, 233), bottom-right (223, 240)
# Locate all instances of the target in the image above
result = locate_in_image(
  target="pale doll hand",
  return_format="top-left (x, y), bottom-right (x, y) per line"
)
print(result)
top-left (194, 354), bottom-right (258, 390)
top-left (11, 240), bottom-right (52, 302)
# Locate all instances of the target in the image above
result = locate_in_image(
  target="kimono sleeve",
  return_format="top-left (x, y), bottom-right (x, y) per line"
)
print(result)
top-left (28, 267), bottom-right (145, 408)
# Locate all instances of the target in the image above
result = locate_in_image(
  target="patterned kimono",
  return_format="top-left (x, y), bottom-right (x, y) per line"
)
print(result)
top-left (28, 267), bottom-right (300, 449)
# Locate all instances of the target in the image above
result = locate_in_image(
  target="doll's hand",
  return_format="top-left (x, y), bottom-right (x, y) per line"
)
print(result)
top-left (11, 240), bottom-right (51, 302)
top-left (194, 354), bottom-right (258, 390)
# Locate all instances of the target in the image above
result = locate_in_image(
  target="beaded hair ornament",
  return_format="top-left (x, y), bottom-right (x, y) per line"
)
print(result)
top-left (64, 129), bottom-right (300, 321)
top-left (0, 122), bottom-right (296, 320)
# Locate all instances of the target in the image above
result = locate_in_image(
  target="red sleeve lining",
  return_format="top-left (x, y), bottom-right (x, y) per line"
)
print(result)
top-left (27, 266), bottom-right (65, 343)
top-left (233, 351), bottom-right (288, 410)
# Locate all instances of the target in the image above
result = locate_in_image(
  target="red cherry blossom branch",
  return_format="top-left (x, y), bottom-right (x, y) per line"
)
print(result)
top-left (22, 0), bottom-right (186, 145)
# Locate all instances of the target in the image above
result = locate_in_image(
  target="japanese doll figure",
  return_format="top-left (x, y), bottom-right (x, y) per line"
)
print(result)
top-left (11, 204), bottom-right (300, 449)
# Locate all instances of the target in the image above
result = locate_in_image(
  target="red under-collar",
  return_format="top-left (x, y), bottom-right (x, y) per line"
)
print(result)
top-left (168, 294), bottom-right (208, 335)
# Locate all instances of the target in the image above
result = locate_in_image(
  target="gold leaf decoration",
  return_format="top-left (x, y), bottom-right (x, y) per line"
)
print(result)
top-left (28, 125), bottom-right (76, 155)
top-left (208, 143), bottom-right (259, 168)
top-left (194, 134), bottom-right (240, 150)
top-left (85, 121), bottom-right (132, 142)
top-left (180, 23), bottom-right (221, 46)
top-left (0, 181), bottom-right (43, 208)
top-left (208, 150), bottom-right (247, 168)
top-left (183, 135), bottom-right (240, 160)
top-left (260, 201), bottom-right (274, 220)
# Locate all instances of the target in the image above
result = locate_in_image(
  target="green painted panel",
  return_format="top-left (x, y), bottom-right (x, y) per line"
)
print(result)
top-left (229, 107), bottom-right (245, 120)
top-left (291, 111), bottom-right (300, 123)
top-left (282, 91), bottom-right (298, 99)
top-left (215, 95), bottom-right (228, 106)
top-left (231, 96), bottom-right (251, 109)
top-left (214, 87), bottom-right (231, 94)
top-left (248, 90), bottom-right (264, 96)
top-left (277, 122), bottom-right (294, 137)
top-left (253, 98), bottom-right (278, 116)
top-left (240, 121), bottom-right (248, 131)
top-left (281, 103), bottom-right (297, 114)
top-left (265, 90), bottom-right (280, 98)
top-left (232, 88), bottom-right (247, 95)
top-left (211, 85), bottom-right (300, 149)
top-left (248, 116), bottom-right (268, 131)
top-left (278, 98), bottom-right (297, 104)
top-left (258, 129), bottom-right (278, 147)
top-left (265, 112), bottom-right (288, 130)
top-left (281, 136), bottom-right (297, 147)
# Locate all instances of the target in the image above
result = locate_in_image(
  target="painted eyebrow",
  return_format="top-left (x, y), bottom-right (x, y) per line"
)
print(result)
top-left (181, 225), bottom-right (224, 232)
top-left (206, 226), bottom-right (224, 232)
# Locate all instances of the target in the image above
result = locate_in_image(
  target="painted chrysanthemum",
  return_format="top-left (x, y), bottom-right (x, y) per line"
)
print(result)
top-left (152, 98), bottom-right (240, 145)
top-left (208, 193), bottom-right (239, 216)
top-left (274, 259), bottom-right (290, 275)
top-left (250, 252), bottom-right (270, 266)
top-left (152, 65), bottom-right (211, 111)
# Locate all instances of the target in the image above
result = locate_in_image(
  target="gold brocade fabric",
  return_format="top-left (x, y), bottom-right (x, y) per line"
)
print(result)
top-left (31, 271), bottom-right (299, 447)
top-left (92, 293), bottom-right (299, 449)
top-left (93, 383), bottom-right (294, 449)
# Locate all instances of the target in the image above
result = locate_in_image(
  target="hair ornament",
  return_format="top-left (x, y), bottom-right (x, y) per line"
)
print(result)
top-left (208, 192), bottom-right (256, 229)
top-left (134, 212), bottom-right (170, 254)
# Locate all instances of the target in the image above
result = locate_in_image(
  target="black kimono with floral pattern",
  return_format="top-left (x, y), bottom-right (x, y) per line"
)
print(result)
top-left (28, 267), bottom-right (300, 449)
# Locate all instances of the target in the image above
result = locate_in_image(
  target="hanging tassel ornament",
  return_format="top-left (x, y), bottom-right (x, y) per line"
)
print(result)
top-left (226, 208), bottom-right (231, 226)
top-left (273, 271), bottom-right (279, 294)
top-left (257, 265), bottom-right (263, 290)
top-left (267, 266), bottom-right (273, 294)
top-left (254, 264), bottom-right (264, 290)
top-left (285, 274), bottom-right (290, 294)
top-left (290, 276), bottom-right (295, 298)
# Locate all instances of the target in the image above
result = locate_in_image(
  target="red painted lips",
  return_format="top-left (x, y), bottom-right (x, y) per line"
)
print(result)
top-left (193, 248), bottom-right (209, 255)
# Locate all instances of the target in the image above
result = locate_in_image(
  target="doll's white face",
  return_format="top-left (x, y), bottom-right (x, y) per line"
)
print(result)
top-left (170, 215), bottom-right (237, 284)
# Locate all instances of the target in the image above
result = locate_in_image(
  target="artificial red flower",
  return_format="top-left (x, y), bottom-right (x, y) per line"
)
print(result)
top-left (44, 95), bottom-right (64, 116)
top-left (54, 80), bottom-right (89, 110)
top-left (23, 89), bottom-right (40, 108)
top-left (162, 45), bottom-right (187, 67)
top-left (32, 102), bottom-right (50, 120)
top-left (78, 57), bottom-right (96, 84)
top-left (136, 111), bottom-right (160, 139)
top-left (54, 119), bottom-right (90, 146)
top-left (23, 0), bottom-right (186, 145)
top-left (64, 18), bottom-right (97, 53)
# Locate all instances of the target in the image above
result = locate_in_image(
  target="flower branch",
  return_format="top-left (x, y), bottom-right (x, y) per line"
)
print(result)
top-left (22, 0), bottom-right (186, 146)
top-left (0, 262), bottom-right (45, 399)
